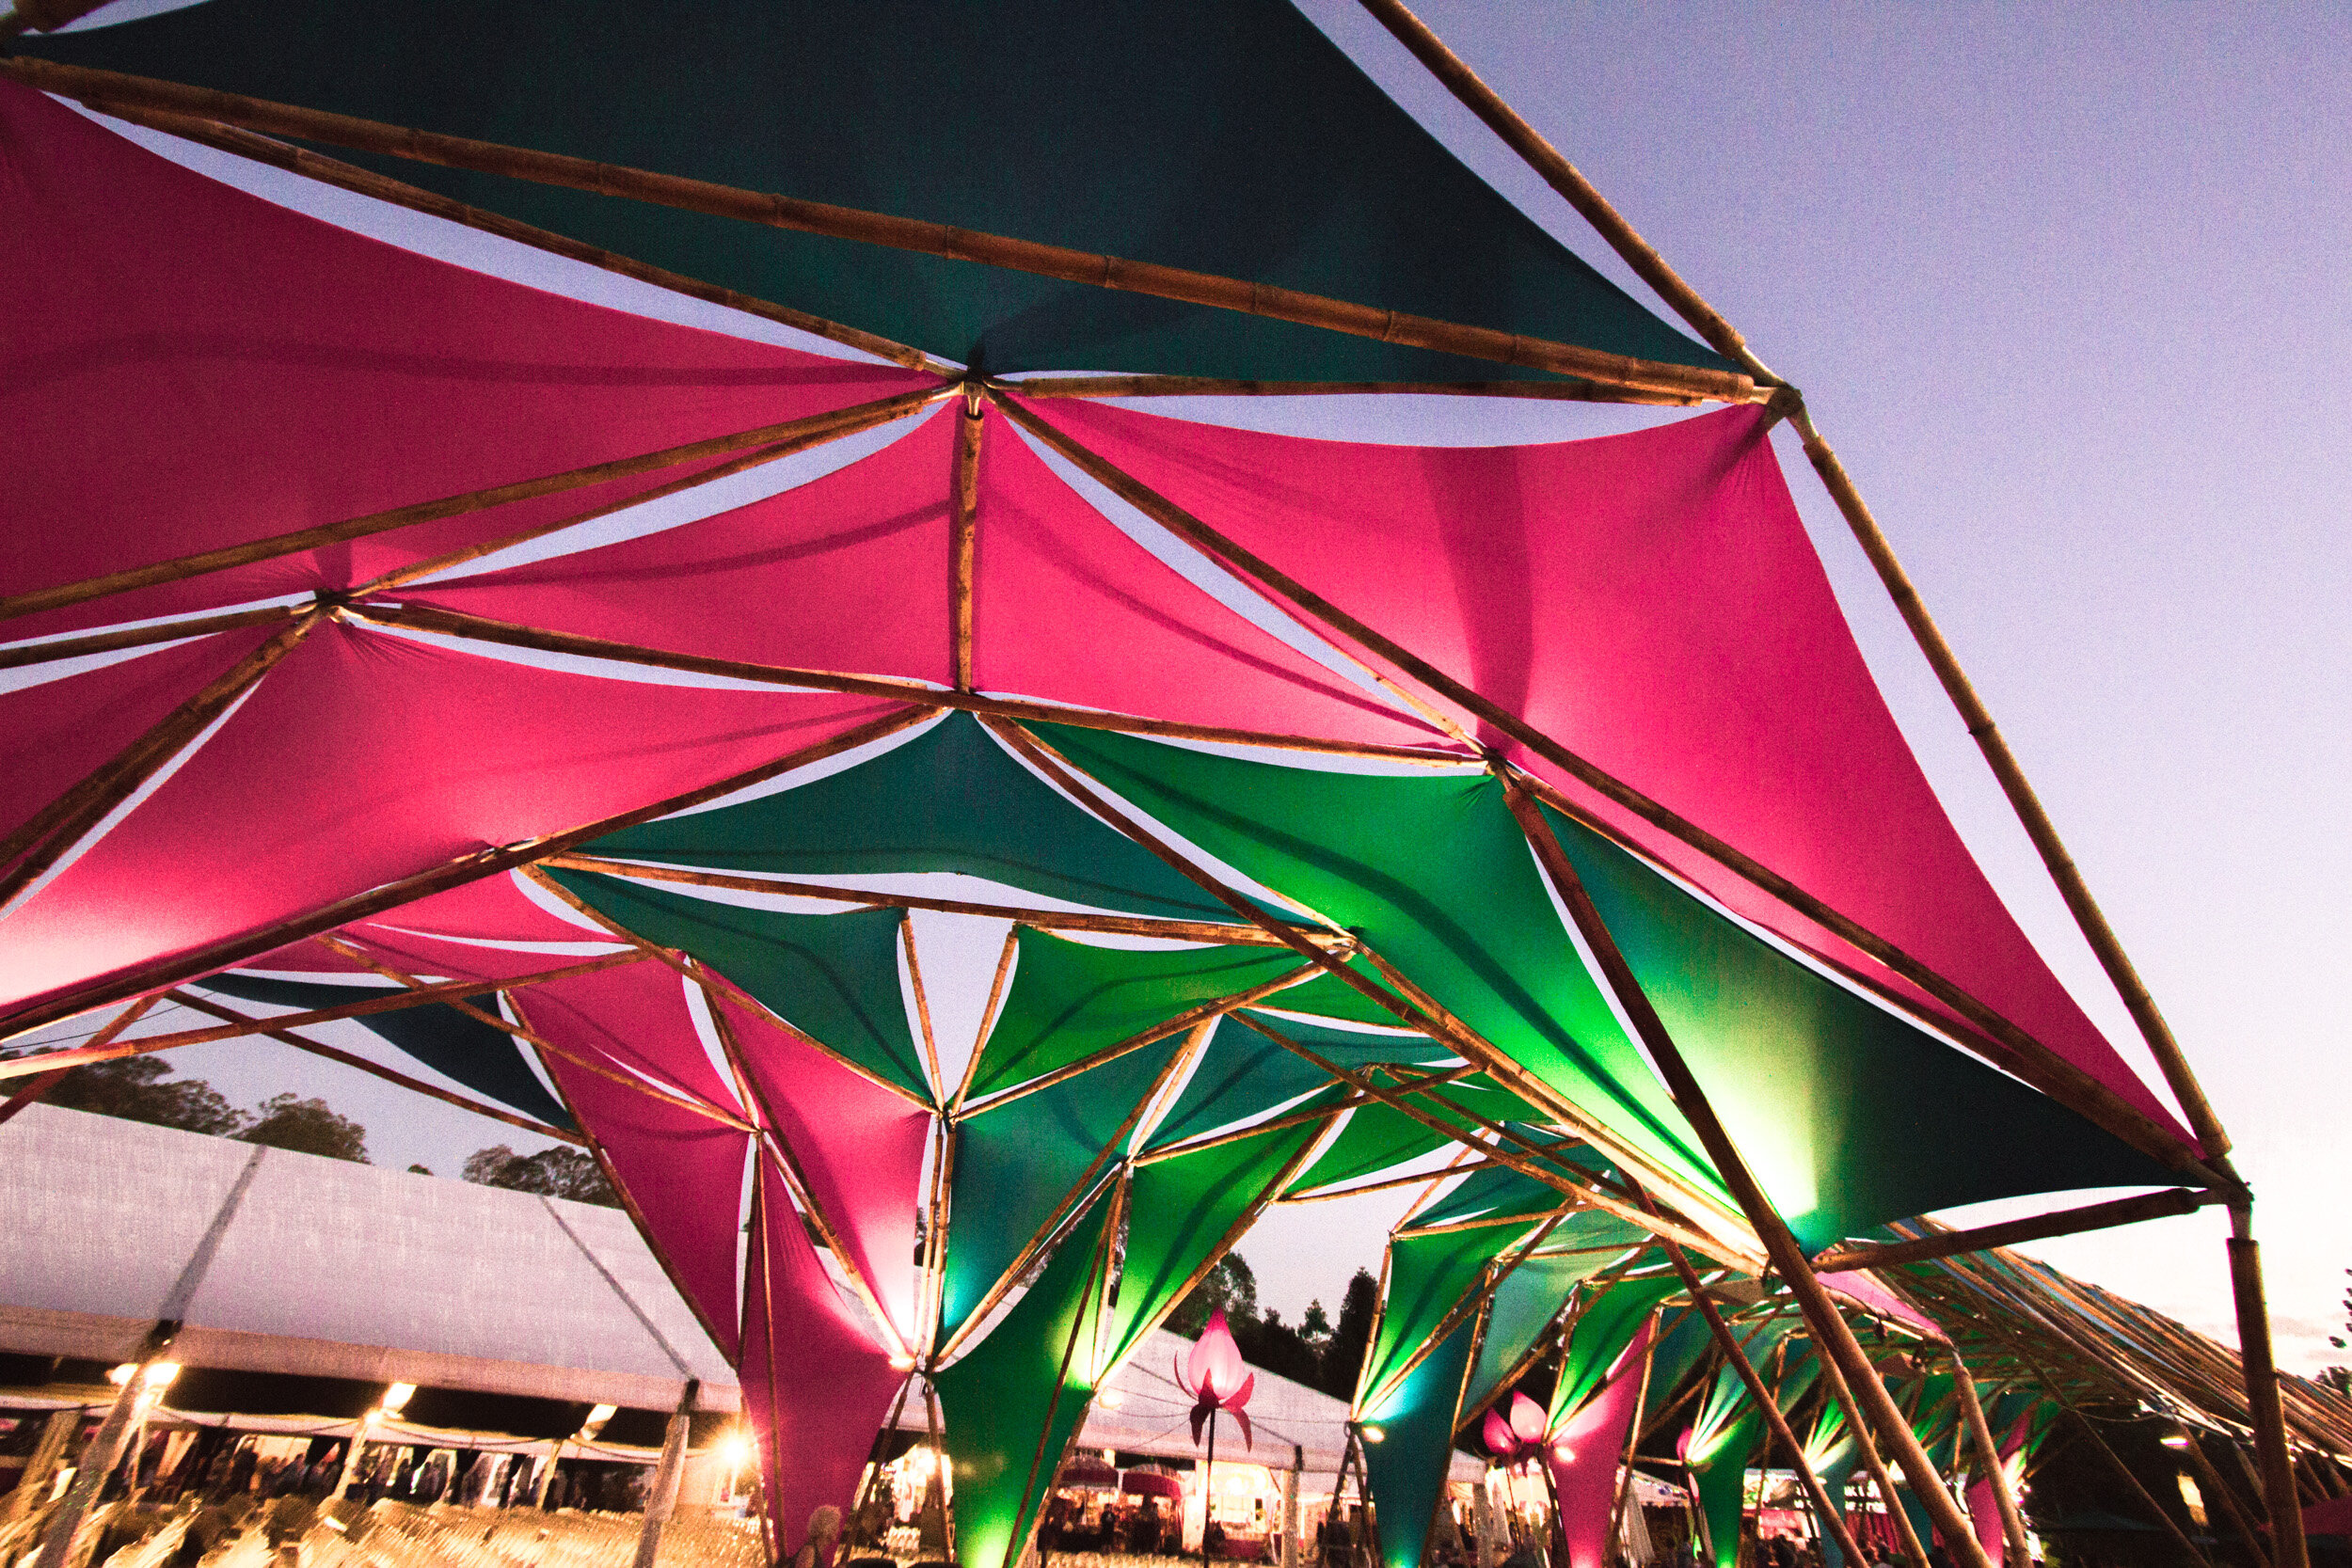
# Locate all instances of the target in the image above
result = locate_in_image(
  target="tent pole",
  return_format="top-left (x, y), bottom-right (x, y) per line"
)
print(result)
top-left (1605, 1317), bottom-right (1661, 1568)
top-left (1503, 783), bottom-right (1996, 1568)
top-left (32, 1322), bottom-right (176, 1568)
top-left (1947, 1354), bottom-right (2032, 1568)
top-left (1809, 1349), bottom-right (1933, 1568)
top-left (1810, 1191), bottom-right (2221, 1273)
top-left (633, 1379), bottom-right (700, 1568)
top-left (952, 396), bottom-right (983, 690)
top-left (0, 996), bottom-right (155, 1130)
top-left (2228, 1209), bottom-right (2312, 1568)
top-left (1654, 1242), bottom-right (1869, 1568)
top-left (2176, 1425), bottom-right (2273, 1568)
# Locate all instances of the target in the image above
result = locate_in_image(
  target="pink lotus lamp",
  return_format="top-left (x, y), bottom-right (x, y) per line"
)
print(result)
top-left (1481, 1390), bottom-right (1549, 1460)
top-left (1176, 1309), bottom-right (1256, 1559)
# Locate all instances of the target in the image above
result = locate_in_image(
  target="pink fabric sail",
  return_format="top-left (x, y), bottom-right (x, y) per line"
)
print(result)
top-left (522, 963), bottom-right (753, 1355)
top-left (0, 627), bottom-right (276, 846)
top-left (971, 412), bottom-right (1448, 746)
top-left (1546, 1318), bottom-right (1654, 1568)
top-left (740, 1162), bottom-right (907, 1562)
top-left (0, 622), bottom-right (906, 1024)
top-left (0, 82), bottom-right (934, 640)
top-left (1030, 398), bottom-right (2189, 1147)
top-left (412, 409), bottom-right (957, 687)
top-left (1818, 1270), bottom-right (1943, 1338)
top-left (716, 988), bottom-right (930, 1343)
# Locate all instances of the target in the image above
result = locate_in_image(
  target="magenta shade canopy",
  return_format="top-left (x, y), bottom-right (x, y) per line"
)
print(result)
top-left (1547, 1318), bottom-right (1653, 1568)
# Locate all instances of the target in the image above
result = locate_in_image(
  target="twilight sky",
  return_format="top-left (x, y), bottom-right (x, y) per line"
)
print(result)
top-left (25, 2), bottom-right (2347, 1372)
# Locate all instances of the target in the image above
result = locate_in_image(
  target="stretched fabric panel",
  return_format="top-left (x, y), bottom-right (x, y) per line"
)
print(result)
top-left (1284, 1075), bottom-right (1548, 1196)
top-left (522, 966), bottom-right (752, 1357)
top-left (589, 713), bottom-right (1239, 923)
top-left (968, 928), bottom-right (1302, 1101)
top-left (324, 869), bottom-right (642, 973)
top-left (1360, 1226), bottom-right (1524, 1414)
top-left (1690, 1409), bottom-right (1762, 1568)
top-left (938, 1037), bottom-right (1182, 1344)
top-left (1100, 1112), bottom-right (1332, 1374)
top-left (0, 624), bottom-right (902, 1028)
top-left (1548, 1318), bottom-right (1655, 1568)
top-left (547, 868), bottom-right (930, 1101)
top-left (1686, 1320), bottom-right (1796, 1462)
top-left (1550, 1277), bottom-right (1680, 1429)
top-left (1031, 724), bottom-right (1724, 1203)
top-left (192, 971), bottom-right (573, 1130)
top-left (1029, 399), bottom-right (2191, 1149)
top-left (414, 408), bottom-right (954, 686)
top-left (1541, 804), bottom-right (2175, 1252)
top-left (1417, 1148), bottom-right (1628, 1229)
top-left (1358, 1318), bottom-right (1475, 1568)
top-left (740, 1163), bottom-right (906, 1567)
top-left (973, 413), bottom-right (1443, 746)
top-left (717, 990), bottom-right (931, 1347)
top-left (27, 2), bottom-right (1724, 385)
top-left (0, 627), bottom-right (275, 843)
top-left (934, 1183), bottom-right (1117, 1568)
top-left (0, 82), bottom-right (930, 641)
top-left (1461, 1249), bottom-right (1620, 1424)
top-left (1149, 1012), bottom-right (1448, 1151)
top-left (1804, 1404), bottom-right (1863, 1568)
top-left (1253, 962), bottom-right (1434, 1028)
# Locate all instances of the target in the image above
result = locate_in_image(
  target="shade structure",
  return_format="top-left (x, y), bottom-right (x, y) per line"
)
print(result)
top-left (1, 9), bottom-right (2296, 1567)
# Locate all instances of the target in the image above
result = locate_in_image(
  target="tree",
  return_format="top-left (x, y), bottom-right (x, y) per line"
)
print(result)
top-left (44, 1057), bottom-right (248, 1137)
top-left (1167, 1253), bottom-right (1261, 1337)
top-left (240, 1093), bottom-right (370, 1163)
top-left (462, 1144), bottom-right (619, 1207)
top-left (1316, 1267), bottom-right (1379, 1400)
top-left (1300, 1299), bottom-right (1333, 1346)
top-left (2324, 1267), bottom-right (2351, 1395)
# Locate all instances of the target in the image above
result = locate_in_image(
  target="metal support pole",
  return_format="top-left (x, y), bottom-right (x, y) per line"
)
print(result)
top-left (634, 1378), bottom-right (700, 1568)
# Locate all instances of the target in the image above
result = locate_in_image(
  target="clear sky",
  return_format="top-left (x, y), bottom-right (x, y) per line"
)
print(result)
top-left (24, 2), bottom-right (2347, 1373)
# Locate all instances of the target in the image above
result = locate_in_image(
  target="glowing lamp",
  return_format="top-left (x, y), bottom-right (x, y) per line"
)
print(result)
top-left (1175, 1309), bottom-right (1256, 1449)
top-left (1099, 1388), bottom-right (1125, 1409)
top-left (381, 1382), bottom-right (417, 1414)
top-left (1361, 1426), bottom-right (1385, 1444)
top-left (2160, 1434), bottom-right (2190, 1449)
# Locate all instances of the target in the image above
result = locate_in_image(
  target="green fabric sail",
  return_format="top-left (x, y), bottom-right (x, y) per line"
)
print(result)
top-left (1359, 1318), bottom-right (1477, 1568)
top-left (1412, 1164), bottom-right (1567, 1231)
top-left (968, 928), bottom-right (1303, 1101)
top-left (1253, 962), bottom-right (1437, 1028)
top-left (1804, 1401), bottom-right (1862, 1568)
top-left (547, 867), bottom-right (930, 1100)
top-left (1550, 1275), bottom-right (1680, 1428)
top-left (939, 1037), bottom-right (1183, 1342)
top-left (1151, 1012), bottom-right (1452, 1151)
top-left (586, 715), bottom-right (1242, 924)
top-left (1033, 726), bottom-right (1724, 1204)
top-left (1641, 1305), bottom-right (1719, 1427)
top-left (1686, 1320), bottom-right (1796, 1462)
top-left (1538, 805), bottom-right (2177, 1253)
top-left (29, 1), bottom-right (1726, 384)
top-left (1284, 1075), bottom-right (1549, 1195)
top-left (192, 973), bottom-right (572, 1130)
top-left (1360, 1226), bottom-right (1526, 1416)
top-left (934, 1183), bottom-right (1117, 1568)
top-left (1692, 1409), bottom-right (1763, 1568)
top-left (1461, 1247), bottom-right (1622, 1426)
top-left (1101, 1114), bottom-right (1334, 1373)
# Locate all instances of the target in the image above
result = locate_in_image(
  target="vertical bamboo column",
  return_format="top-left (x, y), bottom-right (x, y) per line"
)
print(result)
top-left (2229, 1213), bottom-right (2312, 1568)
top-left (2175, 1426), bottom-right (2273, 1568)
top-left (34, 1323), bottom-right (177, 1568)
top-left (1947, 1357), bottom-right (2032, 1568)
top-left (1502, 784), bottom-right (1997, 1568)
top-left (633, 1378), bottom-right (700, 1568)
top-left (951, 388), bottom-right (984, 691)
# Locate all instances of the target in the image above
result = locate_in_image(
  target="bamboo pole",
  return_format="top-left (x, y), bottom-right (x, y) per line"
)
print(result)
top-left (1001, 374), bottom-right (1702, 406)
top-left (0, 605), bottom-right (300, 672)
top-left (990, 390), bottom-right (2213, 1182)
top-left (164, 989), bottom-right (587, 1144)
top-left (1809, 1190), bottom-right (2222, 1273)
top-left (0, 995), bottom-right (156, 1128)
top-left (1362, 1211), bottom-right (1569, 1417)
top-left (1132, 1091), bottom-right (1371, 1166)
top-left (1502, 780), bottom-right (1997, 1568)
top-left (902, 917), bottom-right (946, 1101)
top-left (1655, 1238), bottom-right (1871, 1568)
top-left (32, 1322), bottom-right (177, 1568)
top-left (0, 56), bottom-right (1758, 406)
top-left (1279, 1160), bottom-right (1505, 1205)
top-left (1604, 1311), bottom-right (1661, 1568)
top-left (0, 702), bottom-right (937, 1044)
top-left (1948, 1355), bottom-right (2033, 1568)
top-left (351, 599), bottom-right (1469, 764)
top-left (0, 609), bottom-right (324, 912)
top-left (952, 398), bottom-right (983, 690)
top-left (2228, 1215), bottom-right (2311, 1568)
top-left (632, 1379), bottom-right (700, 1568)
top-left (950, 927), bottom-right (1022, 1117)
top-left (0, 383), bottom-right (947, 625)
top-left (88, 103), bottom-right (946, 373)
top-left (545, 851), bottom-right (1317, 944)
top-left (1812, 1340), bottom-right (1936, 1568)
top-left (2176, 1425), bottom-right (2273, 1568)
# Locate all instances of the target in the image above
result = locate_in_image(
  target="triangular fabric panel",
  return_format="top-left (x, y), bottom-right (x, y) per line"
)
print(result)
top-left (1550, 1276), bottom-right (1680, 1429)
top-left (1360, 1226), bottom-right (1525, 1414)
top-left (548, 867), bottom-right (930, 1101)
top-left (1253, 962), bottom-right (1435, 1029)
top-left (1686, 1320), bottom-right (1795, 1460)
top-left (1285, 1075), bottom-right (1549, 1196)
top-left (968, 927), bottom-right (1303, 1102)
top-left (29, 3), bottom-right (1726, 383)
top-left (1100, 1113), bottom-right (1333, 1374)
top-left (1540, 804), bottom-right (2177, 1252)
top-left (519, 965), bottom-right (752, 1357)
top-left (1547, 1317), bottom-right (1655, 1568)
top-left (1357, 1318), bottom-right (1476, 1568)
top-left (413, 407), bottom-right (955, 686)
top-left (1032, 723), bottom-right (1724, 1203)
top-left (972, 413), bottom-right (1445, 746)
top-left (717, 989), bottom-right (931, 1346)
top-left (1691, 1408), bottom-right (1763, 1568)
top-left (740, 1162), bottom-right (907, 1566)
top-left (938, 1037), bottom-right (1182, 1343)
top-left (0, 624), bottom-right (901, 1028)
top-left (1462, 1251), bottom-right (1615, 1425)
top-left (1153, 1012), bottom-right (1452, 1152)
top-left (1029, 398), bottom-right (2192, 1148)
top-left (0, 81), bottom-right (930, 641)
top-left (192, 971), bottom-right (573, 1129)
top-left (588, 712), bottom-right (1240, 923)
top-left (934, 1182), bottom-right (1117, 1568)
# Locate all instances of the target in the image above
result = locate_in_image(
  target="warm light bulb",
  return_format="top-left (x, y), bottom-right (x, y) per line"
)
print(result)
top-left (889, 1354), bottom-right (917, 1370)
top-left (1552, 1444), bottom-right (1574, 1463)
top-left (1361, 1426), bottom-right (1385, 1444)
top-left (144, 1363), bottom-right (181, 1387)
top-left (1098, 1388), bottom-right (1126, 1409)
top-left (2159, 1434), bottom-right (2190, 1449)
top-left (107, 1365), bottom-right (136, 1386)
top-left (719, 1432), bottom-right (755, 1467)
top-left (381, 1382), bottom-right (417, 1413)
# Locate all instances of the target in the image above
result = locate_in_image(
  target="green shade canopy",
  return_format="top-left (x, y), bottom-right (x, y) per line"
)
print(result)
top-left (1151, 1012), bottom-right (1452, 1152)
top-left (1359, 1319), bottom-right (1477, 1568)
top-left (1284, 1074), bottom-right (1549, 1196)
top-left (1550, 1275), bottom-right (1681, 1429)
top-left (29, 0), bottom-right (1725, 384)
top-left (1461, 1243), bottom-right (1628, 1427)
top-left (967, 927), bottom-right (1303, 1102)
top-left (938, 1036), bottom-right (1183, 1343)
top-left (934, 1182), bottom-right (1117, 1568)
top-left (1360, 1225), bottom-right (1527, 1415)
top-left (547, 867), bottom-right (930, 1101)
